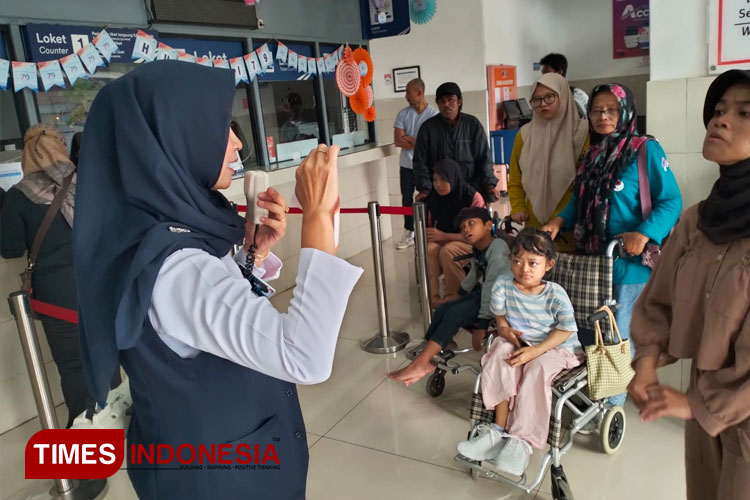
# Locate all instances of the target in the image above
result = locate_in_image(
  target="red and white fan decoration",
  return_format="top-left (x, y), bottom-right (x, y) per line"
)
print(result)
top-left (336, 45), bottom-right (376, 122)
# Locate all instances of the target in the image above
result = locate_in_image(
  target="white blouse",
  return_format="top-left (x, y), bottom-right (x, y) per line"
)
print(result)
top-left (147, 247), bottom-right (363, 385)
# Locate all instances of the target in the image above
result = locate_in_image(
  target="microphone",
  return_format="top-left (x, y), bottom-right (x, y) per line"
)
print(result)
top-left (244, 170), bottom-right (269, 225)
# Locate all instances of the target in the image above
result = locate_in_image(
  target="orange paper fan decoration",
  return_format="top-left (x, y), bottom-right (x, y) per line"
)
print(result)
top-left (343, 45), bottom-right (354, 64)
top-left (365, 106), bottom-right (376, 122)
top-left (352, 47), bottom-right (373, 87)
top-left (349, 87), bottom-right (369, 115)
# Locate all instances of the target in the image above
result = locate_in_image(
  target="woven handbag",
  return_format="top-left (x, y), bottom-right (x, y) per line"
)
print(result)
top-left (585, 306), bottom-right (635, 400)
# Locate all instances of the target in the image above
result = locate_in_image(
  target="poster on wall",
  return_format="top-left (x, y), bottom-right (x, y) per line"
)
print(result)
top-left (708, 0), bottom-right (750, 73)
top-left (360, 0), bottom-right (411, 39)
top-left (612, 0), bottom-right (650, 59)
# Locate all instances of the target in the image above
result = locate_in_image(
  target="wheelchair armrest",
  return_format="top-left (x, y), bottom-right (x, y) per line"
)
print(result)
top-left (586, 304), bottom-right (621, 323)
top-left (453, 253), bottom-right (473, 262)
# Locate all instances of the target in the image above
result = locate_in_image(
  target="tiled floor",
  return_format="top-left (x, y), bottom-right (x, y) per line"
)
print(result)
top-left (1, 224), bottom-right (686, 500)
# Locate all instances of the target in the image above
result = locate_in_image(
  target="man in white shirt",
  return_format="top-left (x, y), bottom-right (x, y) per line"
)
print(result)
top-left (393, 78), bottom-right (438, 249)
top-left (540, 53), bottom-right (589, 119)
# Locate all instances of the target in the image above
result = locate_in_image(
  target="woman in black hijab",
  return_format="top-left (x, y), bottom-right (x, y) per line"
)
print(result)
top-left (425, 158), bottom-right (485, 306)
top-left (628, 69), bottom-right (750, 500)
top-left (74, 61), bottom-right (362, 499)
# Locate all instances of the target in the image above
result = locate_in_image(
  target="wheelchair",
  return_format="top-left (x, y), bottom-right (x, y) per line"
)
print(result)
top-left (454, 239), bottom-right (626, 500)
top-left (407, 212), bottom-right (518, 398)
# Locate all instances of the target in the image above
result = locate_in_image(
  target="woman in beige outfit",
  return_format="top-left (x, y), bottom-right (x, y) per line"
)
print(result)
top-left (629, 69), bottom-right (750, 500)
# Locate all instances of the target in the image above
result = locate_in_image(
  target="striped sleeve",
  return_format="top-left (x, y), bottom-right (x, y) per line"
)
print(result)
top-left (489, 276), bottom-right (507, 316)
top-left (552, 284), bottom-right (578, 332)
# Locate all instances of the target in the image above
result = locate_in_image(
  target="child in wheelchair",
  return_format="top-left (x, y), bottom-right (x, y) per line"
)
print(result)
top-left (457, 228), bottom-right (582, 476)
top-left (389, 207), bottom-right (511, 386)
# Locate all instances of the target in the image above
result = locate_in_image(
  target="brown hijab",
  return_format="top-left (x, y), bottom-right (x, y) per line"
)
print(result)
top-left (519, 73), bottom-right (588, 223)
top-left (15, 124), bottom-right (76, 226)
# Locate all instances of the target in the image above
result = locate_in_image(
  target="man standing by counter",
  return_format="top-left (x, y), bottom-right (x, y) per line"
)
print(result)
top-left (412, 82), bottom-right (497, 203)
top-left (393, 78), bottom-right (438, 250)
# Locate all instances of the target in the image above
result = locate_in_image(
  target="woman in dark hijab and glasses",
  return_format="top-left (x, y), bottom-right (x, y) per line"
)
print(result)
top-left (628, 70), bottom-right (750, 500)
top-left (74, 61), bottom-right (362, 499)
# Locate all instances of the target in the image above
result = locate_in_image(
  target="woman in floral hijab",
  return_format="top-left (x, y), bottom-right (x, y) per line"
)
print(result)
top-left (542, 83), bottom-right (683, 407)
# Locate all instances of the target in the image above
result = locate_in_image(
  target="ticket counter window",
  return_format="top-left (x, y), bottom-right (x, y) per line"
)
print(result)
top-left (254, 41), bottom-right (322, 168)
top-left (0, 33), bottom-right (23, 162)
top-left (35, 62), bottom-right (138, 147)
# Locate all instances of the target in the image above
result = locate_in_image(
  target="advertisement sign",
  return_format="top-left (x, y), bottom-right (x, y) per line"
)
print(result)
top-left (24, 24), bottom-right (158, 63)
top-left (360, 0), bottom-right (411, 39)
top-left (487, 65), bottom-right (517, 131)
top-left (708, 0), bottom-right (750, 72)
top-left (612, 1), bottom-right (650, 59)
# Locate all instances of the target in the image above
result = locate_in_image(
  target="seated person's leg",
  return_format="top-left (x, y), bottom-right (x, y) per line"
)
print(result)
top-left (438, 241), bottom-right (473, 303)
top-left (427, 241), bottom-right (443, 305)
top-left (456, 338), bottom-right (518, 461)
top-left (389, 291), bottom-right (481, 386)
top-left (494, 348), bottom-right (581, 475)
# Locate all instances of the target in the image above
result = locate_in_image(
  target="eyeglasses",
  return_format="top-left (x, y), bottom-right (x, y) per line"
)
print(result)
top-left (529, 93), bottom-right (558, 108)
top-left (589, 108), bottom-right (619, 119)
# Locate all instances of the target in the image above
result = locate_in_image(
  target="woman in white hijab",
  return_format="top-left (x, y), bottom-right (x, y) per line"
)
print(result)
top-left (507, 72), bottom-right (588, 252)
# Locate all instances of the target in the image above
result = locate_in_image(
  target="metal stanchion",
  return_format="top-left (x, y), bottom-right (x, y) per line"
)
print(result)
top-left (8, 291), bottom-right (107, 500)
top-left (361, 202), bottom-right (410, 354)
top-left (413, 202), bottom-right (432, 332)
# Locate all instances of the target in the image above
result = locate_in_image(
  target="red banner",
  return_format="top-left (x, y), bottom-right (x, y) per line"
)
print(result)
top-left (25, 429), bottom-right (125, 479)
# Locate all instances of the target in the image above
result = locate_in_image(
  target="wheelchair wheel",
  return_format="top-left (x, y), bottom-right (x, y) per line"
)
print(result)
top-left (550, 465), bottom-right (575, 500)
top-left (425, 370), bottom-right (446, 398)
top-left (600, 406), bottom-right (626, 454)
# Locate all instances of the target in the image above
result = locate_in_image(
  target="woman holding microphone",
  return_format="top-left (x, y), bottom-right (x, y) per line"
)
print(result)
top-left (74, 61), bottom-right (362, 499)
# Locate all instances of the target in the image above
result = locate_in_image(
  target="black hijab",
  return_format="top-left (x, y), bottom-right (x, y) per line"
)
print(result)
top-left (426, 158), bottom-right (477, 233)
top-left (698, 69), bottom-right (750, 245)
top-left (74, 61), bottom-right (246, 403)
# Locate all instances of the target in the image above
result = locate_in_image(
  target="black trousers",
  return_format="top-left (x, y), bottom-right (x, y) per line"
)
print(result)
top-left (400, 167), bottom-right (415, 231)
top-left (39, 315), bottom-right (90, 428)
top-left (425, 288), bottom-right (482, 348)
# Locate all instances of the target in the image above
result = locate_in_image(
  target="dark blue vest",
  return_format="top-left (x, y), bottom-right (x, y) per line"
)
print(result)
top-left (120, 322), bottom-right (308, 499)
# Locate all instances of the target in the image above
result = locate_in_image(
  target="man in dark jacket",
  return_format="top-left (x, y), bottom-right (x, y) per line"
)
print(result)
top-left (413, 82), bottom-right (497, 203)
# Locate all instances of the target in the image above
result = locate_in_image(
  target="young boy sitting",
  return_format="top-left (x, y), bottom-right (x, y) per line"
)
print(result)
top-left (389, 207), bottom-right (511, 386)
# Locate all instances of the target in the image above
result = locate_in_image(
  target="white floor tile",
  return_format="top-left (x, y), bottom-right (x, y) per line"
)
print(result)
top-left (0, 237), bottom-right (690, 500)
top-left (307, 437), bottom-right (538, 500)
top-left (297, 338), bottom-right (404, 436)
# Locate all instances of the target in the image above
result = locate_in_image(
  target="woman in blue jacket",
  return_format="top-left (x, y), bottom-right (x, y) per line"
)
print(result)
top-left (542, 83), bottom-right (682, 407)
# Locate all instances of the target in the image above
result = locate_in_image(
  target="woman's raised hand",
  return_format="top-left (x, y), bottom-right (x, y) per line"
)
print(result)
top-left (295, 144), bottom-right (340, 254)
top-left (295, 144), bottom-right (340, 217)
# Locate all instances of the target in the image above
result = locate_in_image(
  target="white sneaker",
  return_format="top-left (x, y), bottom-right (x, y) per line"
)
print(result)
top-left (396, 230), bottom-right (415, 250)
top-left (494, 435), bottom-right (533, 476)
top-left (456, 424), bottom-right (508, 461)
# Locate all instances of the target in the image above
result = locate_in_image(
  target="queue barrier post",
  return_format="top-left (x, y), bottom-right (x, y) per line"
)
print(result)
top-left (360, 202), bottom-right (410, 354)
top-left (8, 291), bottom-right (107, 500)
top-left (412, 202), bottom-right (432, 332)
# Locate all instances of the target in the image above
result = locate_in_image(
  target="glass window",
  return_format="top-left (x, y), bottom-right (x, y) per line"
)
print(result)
top-left (34, 61), bottom-right (138, 148)
top-left (23, 25), bottom-right (259, 168)
top-left (160, 36), bottom-right (259, 170)
top-left (320, 44), bottom-right (371, 153)
top-left (0, 31), bottom-right (23, 163)
top-left (255, 41), bottom-right (321, 168)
